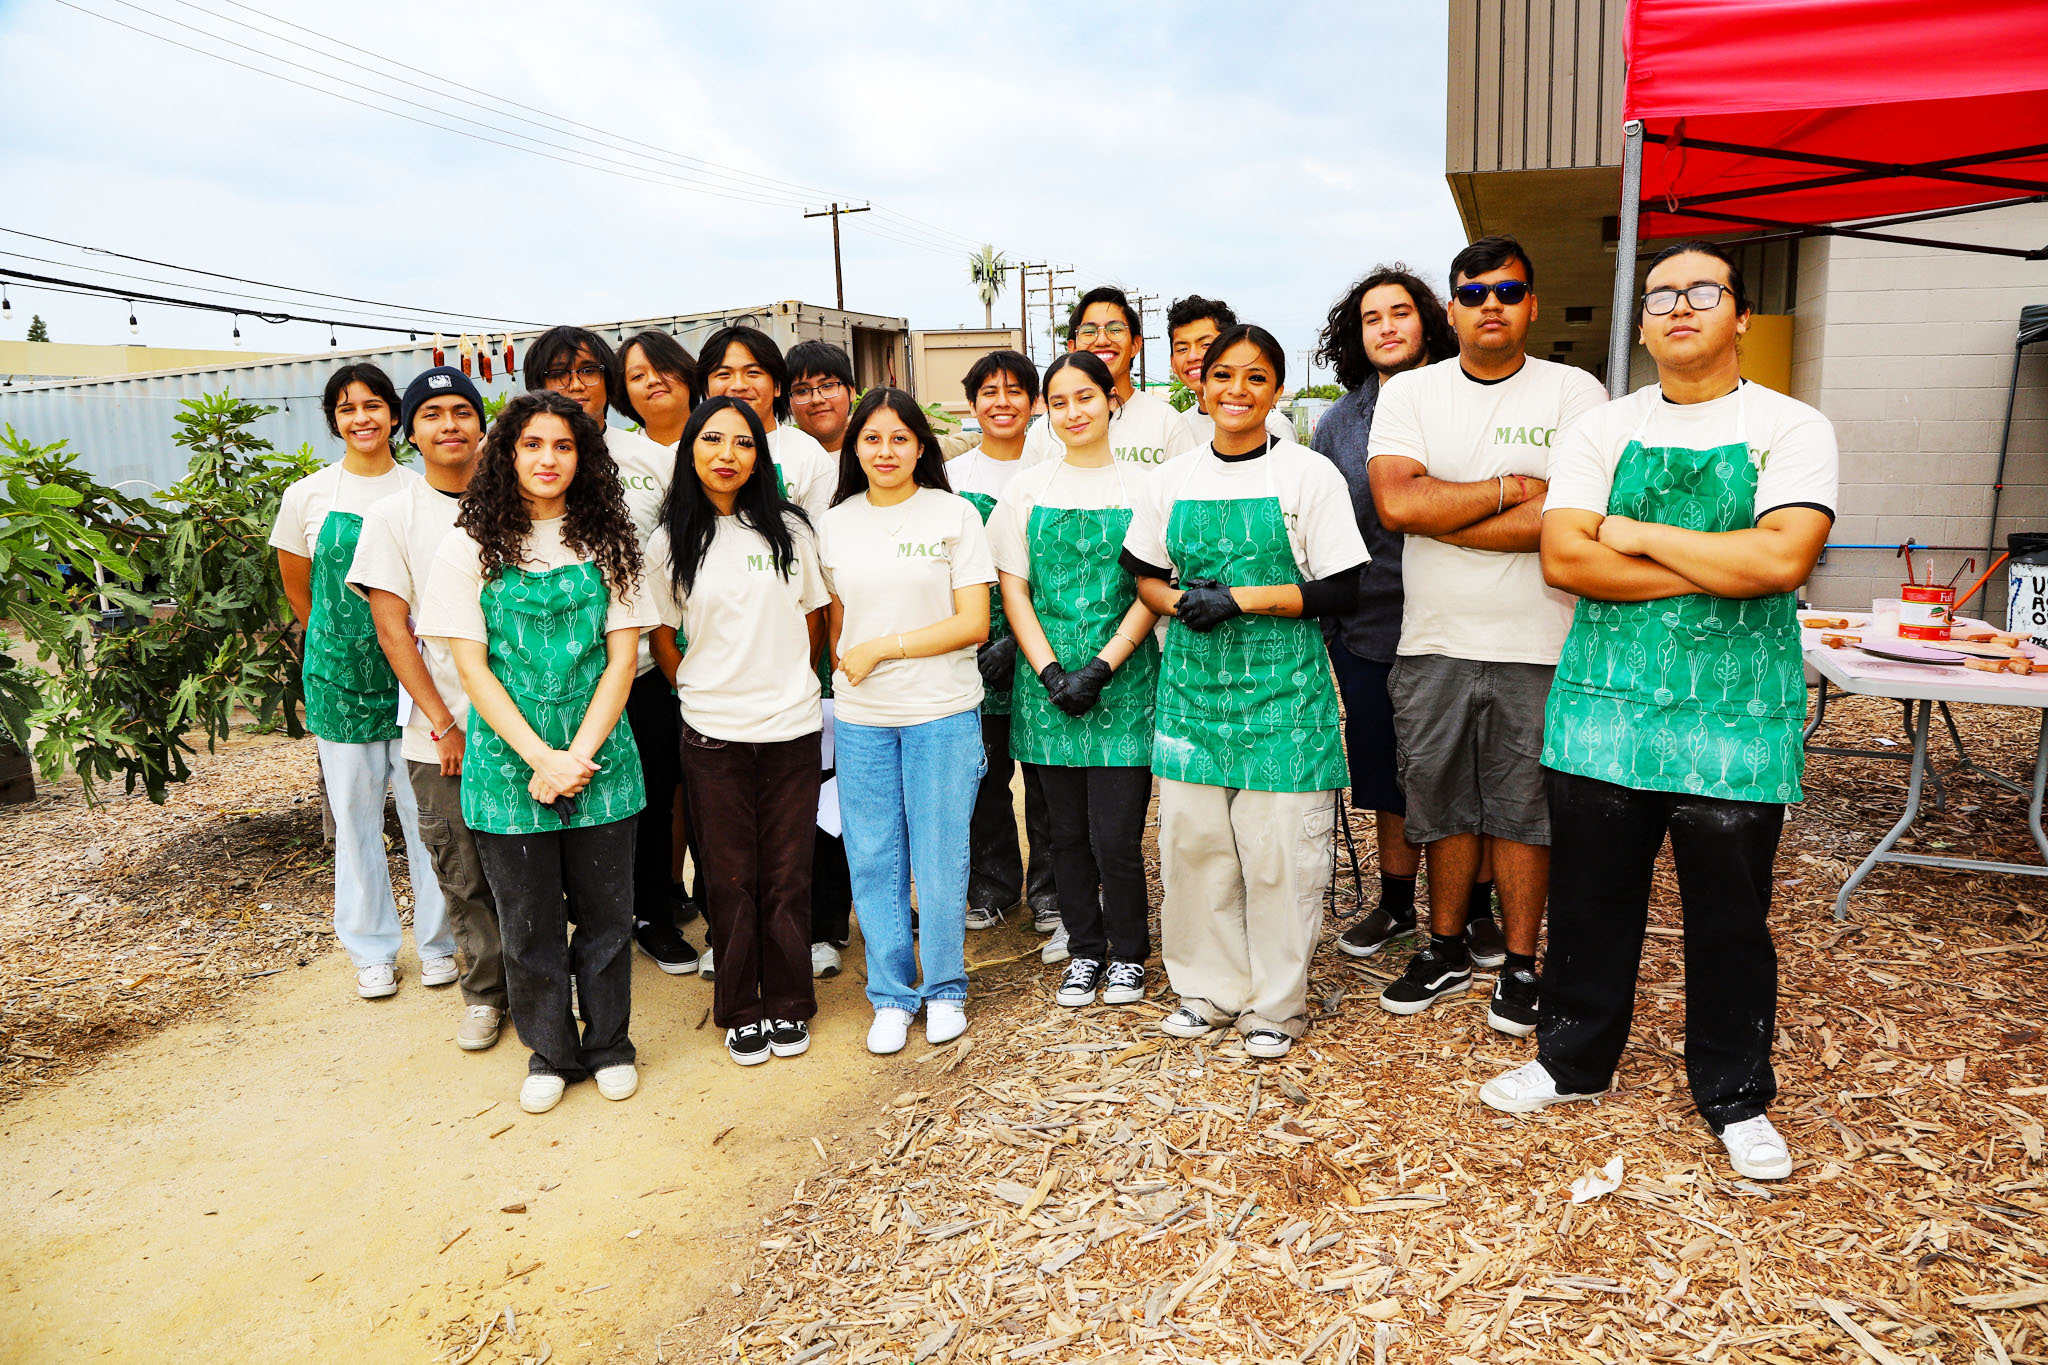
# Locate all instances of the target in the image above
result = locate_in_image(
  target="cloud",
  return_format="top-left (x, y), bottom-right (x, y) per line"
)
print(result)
top-left (0, 0), bottom-right (1467, 384)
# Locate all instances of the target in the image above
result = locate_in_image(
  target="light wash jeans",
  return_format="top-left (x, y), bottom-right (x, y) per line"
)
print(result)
top-left (835, 709), bottom-right (985, 1015)
top-left (317, 737), bottom-right (453, 967)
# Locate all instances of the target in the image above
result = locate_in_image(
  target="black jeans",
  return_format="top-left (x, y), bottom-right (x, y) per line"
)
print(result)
top-left (682, 723), bottom-right (821, 1029)
top-left (970, 712), bottom-right (1055, 912)
top-left (1538, 768), bottom-right (1784, 1130)
top-left (474, 819), bottom-right (637, 1080)
top-left (1031, 763), bottom-right (1153, 963)
top-left (811, 830), bottom-right (853, 947)
top-left (625, 667), bottom-right (680, 929)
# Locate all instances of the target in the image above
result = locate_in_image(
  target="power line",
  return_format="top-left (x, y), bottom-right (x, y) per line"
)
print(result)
top-left (0, 265), bottom-right (466, 337)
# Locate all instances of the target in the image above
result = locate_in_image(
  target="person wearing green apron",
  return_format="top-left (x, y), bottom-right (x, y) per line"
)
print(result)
top-left (1478, 241), bottom-right (1836, 1183)
top-left (419, 391), bottom-right (655, 1117)
top-left (1123, 326), bottom-right (1370, 1060)
top-left (948, 350), bottom-right (1058, 944)
top-left (270, 362), bottom-right (452, 1004)
top-left (990, 352), bottom-right (1160, 1011)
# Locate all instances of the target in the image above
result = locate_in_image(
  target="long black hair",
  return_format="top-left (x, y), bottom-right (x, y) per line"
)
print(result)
top-left (658, 396), bottom-right (810, 596)
top-left (1314, 265), bottom-right (1458, 391)
top-left (831, 388), bottom-right (954, 506)
top-left (457, 391), bottom-right (642, 598)
top-left (697, 325), bottom-right (792, 423)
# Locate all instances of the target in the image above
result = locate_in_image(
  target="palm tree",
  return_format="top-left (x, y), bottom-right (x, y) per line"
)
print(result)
top-left (967, 245), bottom-right (1011, 329)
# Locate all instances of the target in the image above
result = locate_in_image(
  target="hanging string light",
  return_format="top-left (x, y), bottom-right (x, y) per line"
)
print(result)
top-left (128, 300), bottom-right (139, 335)
top-left (329, 324), bottom-right (338, 348)
top-left (232, 314), bottom-right (242, 346)
top-left (2, 288), bottom-right (11, 321)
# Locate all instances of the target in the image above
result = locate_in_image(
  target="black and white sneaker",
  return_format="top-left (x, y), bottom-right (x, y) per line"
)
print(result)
top-left (1378, 947), bottom-right (1472, 1016)
top-left (1160, 1004), bottom-right (1220, 1039)
top-left (1101, 960), bottom-right (1146, 1005)
top-left (965, 900), bottom-right (1012, 931)
top-left (1243, 1028), bottom-right (1292, 1060)
top-left (1487, 967), bottom-right (1539, 1037)
top-left (1338, 907), bottom-right (1418, 959)
top-left (1056, 957), bottom-right (1103, 1008)
top-left (1465, 913), bottom-right (1507, 970)
top-left (634, 919), bottom-right (699, 975)
top-left (726, 1022), bottom-right (771, 1066)
top-left (768, 1018), bottom-right (810, 1058)
top-left (1030, 899), bottom-right (1062, 934)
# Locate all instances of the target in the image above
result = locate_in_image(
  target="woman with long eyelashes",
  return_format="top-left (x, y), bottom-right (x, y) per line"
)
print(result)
top-left (646, 397), bottom-right (829, 1069)
top-left (419, 391), bottom-right (654, 1116)
top-left (1122, 325), bottom-right (1370, 1061)
top-left (818, 389), bottom-right (996, 1056)
top-left (991, 351), bottom-right (1160, 1012)
top-left (271, 362), bottom-right (453, 1005)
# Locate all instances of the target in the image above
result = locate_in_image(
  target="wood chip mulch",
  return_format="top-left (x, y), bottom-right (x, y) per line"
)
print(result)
top-left (695, 694), bottom-right (2048, 1365)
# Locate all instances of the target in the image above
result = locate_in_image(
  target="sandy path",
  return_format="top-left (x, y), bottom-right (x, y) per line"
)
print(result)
top-left (0, 927), bottom-right (1004, 1363)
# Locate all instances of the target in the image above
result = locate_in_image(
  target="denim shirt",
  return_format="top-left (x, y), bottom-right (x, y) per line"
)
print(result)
top-left (1311, 382), bottom-right (1405, 663)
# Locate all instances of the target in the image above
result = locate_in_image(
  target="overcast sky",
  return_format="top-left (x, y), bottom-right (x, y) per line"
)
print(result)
top-left (1, 0), bottom-right (1465, 387)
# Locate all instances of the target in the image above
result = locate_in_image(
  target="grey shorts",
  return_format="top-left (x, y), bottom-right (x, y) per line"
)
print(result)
top-left (1388, 654), bottom-right (1555, 846)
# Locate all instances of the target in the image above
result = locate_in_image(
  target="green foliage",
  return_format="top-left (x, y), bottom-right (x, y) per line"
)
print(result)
top-left (1299, 383), bottom-right (1344, 401)
top-left (967, 245), bottom-right (1011, 328)
top-left (483, 391), bottom-right (513, 422)
top-left (1165, 377), bottom-right (1197, 413)
top-left (0, 393), bottom-right (321, 803)
top-left (25, 314), bottom-right (49, 343)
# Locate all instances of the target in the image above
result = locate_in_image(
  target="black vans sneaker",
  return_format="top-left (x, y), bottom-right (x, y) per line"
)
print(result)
top-left (1487, 968), bottom-right (1539, 1038)
top-left (768, 1018), bottom-right (810, 1058)
top-left (1465, 913), bottom-right (1507, 970)
top-left (1339, 907), bottom-right (1419, 959)
top-left (1378, 947), bottom-right (1472, 1016)
top-left (726, 1022), bottom-right (771, 1066)
top-left (634, 919), bottom-right (699, 975)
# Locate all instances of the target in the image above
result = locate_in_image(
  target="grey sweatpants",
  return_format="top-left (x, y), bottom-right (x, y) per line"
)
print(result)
top-left (1158, 778), bottom-right (1337, 1039)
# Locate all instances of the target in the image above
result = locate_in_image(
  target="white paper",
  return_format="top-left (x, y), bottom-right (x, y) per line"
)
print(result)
top-left (1568, 1155), bottom-right (1625, 1205)
top-left (816, 775), bottom-right (841, 838)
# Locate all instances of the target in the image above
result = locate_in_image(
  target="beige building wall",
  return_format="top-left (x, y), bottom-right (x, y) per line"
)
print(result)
top-left (1791, 202), bottom-right (2048, 621)
top-left (911, 328), bottom-right (1025, 417)
top-left (0, 340), bottom-right (277, 381)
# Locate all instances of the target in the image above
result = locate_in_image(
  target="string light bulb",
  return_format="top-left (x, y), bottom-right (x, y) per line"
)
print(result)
top-left (329, 325), bottom-right (337, 348)
top-left (128, 301), bottom-right (138, 335)
top-left (232, 315), bottom-right (242, 346)
top-left (2, 289), bottom-right (11, 321)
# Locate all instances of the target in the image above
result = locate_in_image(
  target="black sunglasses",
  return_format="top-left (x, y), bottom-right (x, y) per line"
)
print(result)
top-left (1452, 280), bottom-right (1530, 307)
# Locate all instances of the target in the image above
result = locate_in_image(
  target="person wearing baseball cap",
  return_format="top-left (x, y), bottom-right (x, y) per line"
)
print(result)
top-left (346, 364), bottom-right (508, 1051)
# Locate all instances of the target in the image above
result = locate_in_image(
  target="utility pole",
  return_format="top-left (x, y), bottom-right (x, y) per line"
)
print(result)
top-left (1130, 293), bottom-right (1159, 390)
top-left (803, 202), bottom-right (871, 310)
top-left (1026, 266), bottom-right (1072, 361)
top-left (1015, 263), bottom-right (1047, 360)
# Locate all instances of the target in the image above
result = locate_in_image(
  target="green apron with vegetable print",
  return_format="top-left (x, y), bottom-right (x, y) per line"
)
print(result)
top-left (958, 490), bottom-right (1013, 717)
top-left (1013, 480), bottom-right (1157, 767)
top-left (1153, 457), bottom-right (1347, 793)
top-left (460, 561), bottom-right (647, 835)
top-left (1543, 388), bottom-right (1806, 803)
top-left (302, 510), bottom-right (401, 744)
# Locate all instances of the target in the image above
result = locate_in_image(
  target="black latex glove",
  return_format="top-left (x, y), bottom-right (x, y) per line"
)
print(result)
top-left (1052, 657), bottom-right (1113, 717)
top-left (977, 635), bottom-right (1019, 689)
top-left (1174, 578), bottom-right (1242, 632)
top-left (1037, 659), bottom-right (1069, 698)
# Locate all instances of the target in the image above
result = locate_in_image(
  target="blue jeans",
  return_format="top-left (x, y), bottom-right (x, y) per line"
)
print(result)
top-left (317, 736), bottom-right (452, 967)
top-left (836, 709), bottom-right (985, 1014)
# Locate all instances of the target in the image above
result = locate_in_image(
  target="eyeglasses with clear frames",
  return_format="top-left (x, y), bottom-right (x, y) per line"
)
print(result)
top-left (1073, 322), bottom-right (1131, 342)
top-left (1642, 283), bottom-right (1730, 315)
top-left (790, 379), bottom-right (846, 403)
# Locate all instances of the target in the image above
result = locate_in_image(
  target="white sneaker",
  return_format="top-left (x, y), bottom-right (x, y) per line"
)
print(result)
top-left (926, 1000), bottom-right (967, 1045)
top-left (867, 1007), bottom-right (913, 1055)
top-left (419, 955), bottom-right (459, 987)
top-left (594, 1063), bottom-right (638, 1101)
top-left (520, 1073), bottom-right (565, 1114)
top-left (1039, 924), bottom-right (1071, 965)
top-left (1718, 1115), bottom-right (1792, 1180)
top-left (1161, 1005), bottom-right (1220, 1039)
top-left (356, 963), bottom-right (397, 999)
top-left (1243, 1028), bottom-right (1293, 1060)
top-left (1479, 1060), bottom-right (1605, 1114)
top-left (698, 947), bottom-right (716, 980)
top-left (811, 942), bottom-right (841, 978)
top-left (456, 1004), bottom-right (501, 1051)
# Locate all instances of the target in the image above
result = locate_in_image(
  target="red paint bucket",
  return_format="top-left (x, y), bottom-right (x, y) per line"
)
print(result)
top-left (1899, 582), bottom-right (1956, 640)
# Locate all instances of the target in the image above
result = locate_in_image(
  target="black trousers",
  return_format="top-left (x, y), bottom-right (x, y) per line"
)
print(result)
top-left (969, 712), bottom-right (1055, 912)
top-left (475, 818), bottom-right (637, 1080)
top-left (625, 668), bottom-right (680, 929)
top-left (1538, 768), bottom-right (1784, 1130)
top-left (682, 724), bottom-right (820, 1029)
top-left (811, 829), bottom-right (853, 947)
top-left (1031, 763), bottom-right (1153, 963)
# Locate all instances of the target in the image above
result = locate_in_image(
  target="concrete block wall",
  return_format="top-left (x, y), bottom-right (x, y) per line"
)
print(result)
top-left (1789, 202), bottom-right (2048, 624)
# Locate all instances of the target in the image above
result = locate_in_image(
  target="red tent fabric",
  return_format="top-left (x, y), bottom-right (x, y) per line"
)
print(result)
top-left (1623, 0), bottom-right (2048, 240)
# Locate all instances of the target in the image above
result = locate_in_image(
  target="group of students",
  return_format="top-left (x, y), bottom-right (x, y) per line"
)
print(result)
top-left (272, 235), bottom-right (1837, 1182)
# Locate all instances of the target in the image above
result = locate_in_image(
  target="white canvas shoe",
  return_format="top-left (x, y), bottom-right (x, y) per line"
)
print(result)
top-left (925, 1000), bottom-right (967, 1045)
top-left (519, 1073), bottom-right (565, 1114)
top-left (356, 964), bottom-right (397, 999)
top-left (867, 1007), bottom-right (913, 1055)
top-left (1718, 1115), bottom-right (1793, 1180)
top-left (594, 1063), bottom-right (638, 1102)
top-left (419, 955), bottom-right (459, 987)
top-left (1479, 1060), bottom-right (1605, 1114)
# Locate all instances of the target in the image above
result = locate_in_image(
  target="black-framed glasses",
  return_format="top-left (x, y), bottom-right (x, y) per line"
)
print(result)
top-left (1451, 281), bottom-right (1530, 307)
top-left (790, 379), bottom-right (846, 402)
top-left (1643, 283), bottom-right (1730, 315)
top-left (542, 363), bottom-right (606, 389)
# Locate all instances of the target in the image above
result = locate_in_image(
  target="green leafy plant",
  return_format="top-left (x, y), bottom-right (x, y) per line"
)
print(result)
top-left (26, 314), bottom-right (49, 343)
top-left (967, 245), bottom-right (1011, 330)
top-left (0, 393), bottom-right (321, 802)
top-left (1165, 377), bottom-right (1197, 413)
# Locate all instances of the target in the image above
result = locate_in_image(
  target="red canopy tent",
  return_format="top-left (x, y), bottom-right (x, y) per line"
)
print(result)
top-left (1605, 0), bottom-right (2048, 394)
